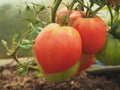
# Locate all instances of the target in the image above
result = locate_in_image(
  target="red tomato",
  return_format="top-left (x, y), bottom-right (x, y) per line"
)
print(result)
top-left (76, 54), bottom-right (95, 74)
top-left (56, 8), bottom-right (82, 25)
top-left (105, 0), bottom-right (120, 5)
top-left (34, 23), bottom-right (82, 74)
top-left (72, 16), bottom-right (107, 54)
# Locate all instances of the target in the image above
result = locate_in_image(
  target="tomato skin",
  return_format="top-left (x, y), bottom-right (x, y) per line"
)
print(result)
top-left (34, 23), bottom-right (82, 74)
top-left (37, 60), bottom-right (80, 83)
top-left (72, 16), bottom-right (107, 54)
top-left (56, 8), bottom-right (82, 25)
top-left (76, 54), bottom-right (95, 74)
top-left (95, 34), bottom-right (120, 65)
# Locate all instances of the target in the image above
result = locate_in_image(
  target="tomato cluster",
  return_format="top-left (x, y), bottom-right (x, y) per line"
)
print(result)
top-left (56, 8), bottom-right (106, 72)
top-left (34, 8), bottom-right (107, 82)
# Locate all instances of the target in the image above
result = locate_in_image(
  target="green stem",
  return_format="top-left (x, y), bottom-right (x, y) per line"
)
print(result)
top-left (12, 24), bottom-right (34, 64)
top-left (78, 0), bottom-right (92, 17)
top-left (12, 46), bottom-right (20, 63)
top-left (51, 0), bottom-right (62, 23)
top-left (80, 0), bottom-right (84, 11)
top-left (90, 0), bottom-right (94, 8)
top-left (90, 5), bottom-right (104, 17)
top-left (65, 0), bottom-right (77, 25)
top-left (29, 65), bottom-right (39, 70)
top-left (107, 4), bottom-right (113, 31)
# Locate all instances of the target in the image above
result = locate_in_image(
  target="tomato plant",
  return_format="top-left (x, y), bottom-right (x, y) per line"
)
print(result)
top-left (34, 23), bottom-right (82, 74)
top-left (76, 53), bottom-right (95, 74)
top-left (72, 16), bottom-right (107, 54)
top-left (3, 0), bottom-right (120, 83)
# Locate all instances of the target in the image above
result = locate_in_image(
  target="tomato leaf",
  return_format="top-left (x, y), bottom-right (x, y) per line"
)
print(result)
top-left (18, 39), bottom-right (33, 49)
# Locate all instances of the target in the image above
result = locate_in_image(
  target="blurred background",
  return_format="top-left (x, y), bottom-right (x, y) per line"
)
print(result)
top-left (0, 0), bottom-right (55, 59)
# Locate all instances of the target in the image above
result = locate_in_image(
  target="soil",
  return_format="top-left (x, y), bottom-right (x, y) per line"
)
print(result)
top-left (0, 62), bottom-right (120, 90)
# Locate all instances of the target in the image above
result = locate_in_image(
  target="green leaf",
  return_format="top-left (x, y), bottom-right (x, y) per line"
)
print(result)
top-left (17, 60), bottom-right (30, 75)
top-left (18, 39), bottom-right (33, 49)
top-left (24, 18), bottom-right (40, 24)
top-left (1, 40), bottom-right (7, 47)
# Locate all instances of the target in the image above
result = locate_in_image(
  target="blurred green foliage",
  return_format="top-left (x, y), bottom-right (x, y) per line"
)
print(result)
top-left (0, 4), bottom-right (29, 58)
top-left (0, 3), bottom-right (50, 59)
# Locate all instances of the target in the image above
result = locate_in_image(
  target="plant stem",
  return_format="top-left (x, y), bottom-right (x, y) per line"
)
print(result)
top-left (107, 4), bottom-right (113, 31)
top-left (12, 46), bottom-right (20, 63)
top-left (64, 0), bottom-right (77, 25)
top-left (90, 5), bottom-right (104, 17)
top-left (78, 0), bottom-right (92, 17)
top-left (51, 0), bottom-right (62, 23)
top-left (29, 65), bottom-right (39, 70)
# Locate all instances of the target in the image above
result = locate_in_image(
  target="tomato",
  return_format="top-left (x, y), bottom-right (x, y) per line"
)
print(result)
top-left (56, 8), bottom-right (82, 25)
top-left (95, 34), bottom-right (120, 65)
top-left (105, 0), bottom-right (120, 5)
top-left (37, 60), bottom-right (80, 82)
top-left (76, 53), bottom-right (95, 74)
top-left (72, 16), bottom-right (107, 54)
top-left (34, 23), bottom-right (82, 74)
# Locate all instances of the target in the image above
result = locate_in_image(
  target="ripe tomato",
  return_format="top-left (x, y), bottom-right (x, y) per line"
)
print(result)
top-left (56, 8), bottom-right (82, 25)
top-left (76, 53), bottom-right (95, 74)
top-left (34, 23), bottom-right (82, 74)
top-left (95, 34), bottom-right (120, 65)
top-left (38, 60), bottom-right (80, 82)
top-left (72, 16), bottom-right (107, 54)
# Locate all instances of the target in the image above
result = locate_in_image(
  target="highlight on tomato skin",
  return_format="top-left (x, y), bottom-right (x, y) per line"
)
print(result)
top-left (76, 53), bottom-right (95, 75)
top-left (34, 23), bottom-right (82, 74)
top-left (72, 16), bottom-right (107, 54)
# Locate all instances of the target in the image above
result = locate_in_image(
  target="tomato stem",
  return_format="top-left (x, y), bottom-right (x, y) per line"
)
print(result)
top-left (51, 0), bottom-right (62, 23)
top-left (12, 46), bottom-right (20, 63)
top-left (76, 0), bottom-right (84, 11)
top-left (78, 0), bottom-right (92, 17)
top-left (90, 5), bottom-right (104, 17)
top-left (107, 4), bottom-right (114, 31)
top-left (64, 0), bottom-right (77, 26)
top-left (78, 0), bottom-right (104, 18)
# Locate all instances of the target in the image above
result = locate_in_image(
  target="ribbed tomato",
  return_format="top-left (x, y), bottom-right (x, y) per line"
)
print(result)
top-left (76, 53), bottom-right (95, 74)
top-left (95, 19), bottom-right (120, 65)
top-left (96, 34), bottom-right (120, 65)
top-left (72, 16), bottom-right (107, 54)
top-left (34, 23), bottom-right (82, 74)
top-left (56, 8), bottom-right (82, 25)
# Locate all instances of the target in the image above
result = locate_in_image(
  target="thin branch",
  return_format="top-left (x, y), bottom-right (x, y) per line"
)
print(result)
top-left (65, 0), bottom-right (77, 25)
top-left (78, 0), bottom-right (92, 17)
top-left (12, 46), bottom-right (20, 63)
top-left (51, 0), bottom-right (62, 23)
top-left (107, 4), bottom-right (113, 30)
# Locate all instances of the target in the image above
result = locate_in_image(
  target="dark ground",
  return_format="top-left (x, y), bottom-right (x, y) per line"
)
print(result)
top-left (0, 63), bottom-right (120, 90)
